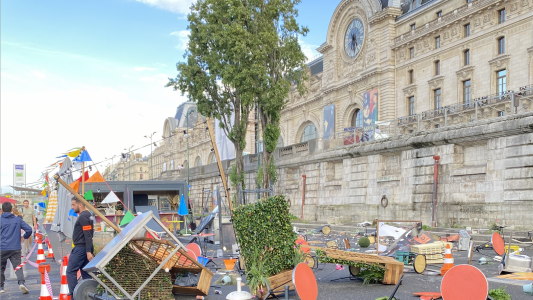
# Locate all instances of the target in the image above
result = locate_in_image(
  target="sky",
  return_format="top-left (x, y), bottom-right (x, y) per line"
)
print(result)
top-left (1, 0), bottom-right (338, 193)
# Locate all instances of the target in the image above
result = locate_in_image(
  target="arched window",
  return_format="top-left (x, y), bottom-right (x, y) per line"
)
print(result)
top-left (209, 153), bottom-right (217, 164)
top-left (277, 136), bottom-right (284, 148)
top-left (351, 109), bottom-right (363, 128)
top-left (195, 157), bottom-right (202, 167)
top-left (300, 124), bottom-right (317, 143)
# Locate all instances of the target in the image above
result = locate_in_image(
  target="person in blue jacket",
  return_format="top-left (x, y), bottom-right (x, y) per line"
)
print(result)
top-left (1, 201), bottom-right (32, 294)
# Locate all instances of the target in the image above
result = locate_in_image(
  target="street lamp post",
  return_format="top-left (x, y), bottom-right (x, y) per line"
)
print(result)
top-left (124, 145), bottom-right (134, 181)
top-left (184, 110), bottom-right (195, 185)
top-left (144, 132), bottom-right (156, 180)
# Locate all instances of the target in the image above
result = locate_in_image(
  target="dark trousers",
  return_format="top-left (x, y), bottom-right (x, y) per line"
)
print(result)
top-left (1, 250), bottom-right (25, 287)
top-left (67, 247), bottom-right (93, 297)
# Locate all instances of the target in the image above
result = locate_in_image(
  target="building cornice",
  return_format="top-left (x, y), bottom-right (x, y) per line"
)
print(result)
top-left (323, 68), bottom-right (382, 95)
top-left (392, 0), bottom-right (501, 49)
top-left (369, 7), bottom-right (403, 24)
top-left (317, 42), bottom-right (332, 53)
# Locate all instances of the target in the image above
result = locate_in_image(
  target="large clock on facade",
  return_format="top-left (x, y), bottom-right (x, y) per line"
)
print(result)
top-left (344, 18), bottom-right (364, 59)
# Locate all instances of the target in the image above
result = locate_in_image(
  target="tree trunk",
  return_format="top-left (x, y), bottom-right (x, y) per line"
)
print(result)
top-left (259, 107), bottom-right (276, 191)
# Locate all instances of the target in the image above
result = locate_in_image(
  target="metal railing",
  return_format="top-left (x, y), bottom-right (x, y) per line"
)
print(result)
top-left (294, 85), bottom-right (533, 152)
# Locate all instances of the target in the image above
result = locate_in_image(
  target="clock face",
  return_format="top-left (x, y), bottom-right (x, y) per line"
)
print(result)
top-left (344, 18), bottom-right (364, 59)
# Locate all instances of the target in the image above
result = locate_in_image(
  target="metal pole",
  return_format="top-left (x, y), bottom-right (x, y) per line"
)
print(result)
top-left (187, 113), bottom-right (190, 185)
top-left (432, 155), bottom-right (440, 227)
top-left (257, 104), bottom-right (260, 201)
top-left (150, 137), bottom-right (153, 180)
top-left (301, 175), bottom-right (306, 220)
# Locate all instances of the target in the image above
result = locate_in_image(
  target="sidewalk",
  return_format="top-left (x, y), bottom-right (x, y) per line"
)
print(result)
top-left (2, 247), bottom-right (62, 300)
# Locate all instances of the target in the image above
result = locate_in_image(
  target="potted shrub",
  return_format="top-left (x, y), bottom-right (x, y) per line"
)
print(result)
top-left (246, 249), bottom-right (270, 298)
top-left (233, 195), bottom-right (297, 295)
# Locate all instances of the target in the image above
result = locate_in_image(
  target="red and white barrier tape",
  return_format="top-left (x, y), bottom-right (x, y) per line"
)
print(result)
top-left (14, 242), bottom-right (38, 270)
top-left (44, 269), bottom-right (54, 298)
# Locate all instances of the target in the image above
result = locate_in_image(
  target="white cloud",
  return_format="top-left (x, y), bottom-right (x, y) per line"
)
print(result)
top-left (139, 73), bottom-right (169, 84)
top-left (1, 71), bottom-right (26, 83)
top-left (31, 70), bottom-right (47, 79)
top-left (134, 0), bottom-right (195, 15)
top-left (134, 66), bottom-right (157, 71)
top-left (1, 72), bottom-right (187, 188)
top-left (170, 30), bottom-right (190, 50)
top-left (299, 40), bottom-right (320, 63)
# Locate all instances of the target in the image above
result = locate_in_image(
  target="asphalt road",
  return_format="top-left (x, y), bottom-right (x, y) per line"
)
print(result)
top-left (2, 236), bottom-right (532, 300)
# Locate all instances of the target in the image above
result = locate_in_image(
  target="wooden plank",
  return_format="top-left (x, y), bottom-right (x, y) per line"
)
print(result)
top-left (269, 269), bottom-right (294, 293)
top-left (303, 246), bottom-right (404, 266)
top-left (54, 175), bottom-right (121, 233)
top-left (205, 117), bottom-right (232, 211)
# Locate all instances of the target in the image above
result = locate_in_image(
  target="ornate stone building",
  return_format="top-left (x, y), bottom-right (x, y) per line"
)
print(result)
top-left (282, 0), bottom-right (533, 146)
top-left (145, 0), bottom-right (533, 228)
top-left (103, 153), bottom-right (151, 181)
top-left (152, 102), bottom-right (257, 181)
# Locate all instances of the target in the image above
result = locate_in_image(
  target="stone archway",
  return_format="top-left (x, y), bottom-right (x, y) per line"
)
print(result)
top-left (340, 97), bottom-right (364, 129)
top-left (294, 120), bottom-right (319, 144)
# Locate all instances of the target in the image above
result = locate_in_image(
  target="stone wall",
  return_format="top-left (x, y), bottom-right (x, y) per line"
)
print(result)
top-left (169, 112), bottom-right (533, 229)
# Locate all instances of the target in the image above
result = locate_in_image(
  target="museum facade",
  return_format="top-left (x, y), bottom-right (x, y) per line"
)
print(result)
top-left (145, 0), bottom-right (533, 227)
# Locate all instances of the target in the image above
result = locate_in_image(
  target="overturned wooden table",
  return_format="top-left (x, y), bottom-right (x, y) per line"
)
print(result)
top-left (302, 245), bottom-right (404, 285)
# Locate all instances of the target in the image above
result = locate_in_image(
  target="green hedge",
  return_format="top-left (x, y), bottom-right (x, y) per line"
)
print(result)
top-left (233, 195), bottom-right (296, 277)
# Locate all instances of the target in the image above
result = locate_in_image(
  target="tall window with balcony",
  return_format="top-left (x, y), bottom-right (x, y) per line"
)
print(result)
top-left (410, 23), bottom-right (416, 31)
top-left (352, 109), bottom-right (363, 128)
top-left (300, 124), bottom-right (317, 143)
top-left (408, 96), bottom-right (415, 116)
top-left (434, 60), bottom-right (440, 76)
top-left (434, 89), bottom-right (442, 110)
top-left (436, 11), bottom-right (442, 18)
top-left (498, 9), bottom-right (506, 24)
top-left (463, 80), bottom-right (472, 106)
top-left (497, 70), bottom-right (507, 95)
top-left (435, 36), bottom-right (441, 49)
top-left (464, 49), bottom-right (470, 66)
top-left (498, 37), bottom-right (505, 54)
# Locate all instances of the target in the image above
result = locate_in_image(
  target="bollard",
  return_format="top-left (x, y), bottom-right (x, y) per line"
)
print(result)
top-left (284, 285), bottom-right (289, 300)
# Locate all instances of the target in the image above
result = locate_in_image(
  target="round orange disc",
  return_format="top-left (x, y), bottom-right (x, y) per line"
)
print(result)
top-left (441, 265), bottom-right (488, 300)
top-left (186, 243), bottom-right (202, 258)
top-left (293, 263), bottom-right (318, 300)
top-left (492, 233), bottom-right (505, 256)
top-left (296, 238), bottom-right (310, 254)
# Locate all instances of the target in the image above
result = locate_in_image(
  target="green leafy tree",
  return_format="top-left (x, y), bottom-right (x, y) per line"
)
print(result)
top-left (167, 0), bottom-right (308, 191)
top-left (253, 0), bottom-right (309, 188)
top-left (167, 0), bottom-right (258, 189)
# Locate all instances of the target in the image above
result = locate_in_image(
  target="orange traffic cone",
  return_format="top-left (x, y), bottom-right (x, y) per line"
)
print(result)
top-left (441, 244), bottom-right (454, 276)
top-left (47, 241), bottom-right (54, 258)
top-left (38, 263), bottom-right (52, 300)
top-left (36, 234), bottom-right (46, 264)
top-left (59, 256), bottom-right (71, 300)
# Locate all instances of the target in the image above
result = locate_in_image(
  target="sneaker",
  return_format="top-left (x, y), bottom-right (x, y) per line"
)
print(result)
top-left (19, 284), bottom-right (29, 294)
top-left (0, 287), bottom-right (5, 293)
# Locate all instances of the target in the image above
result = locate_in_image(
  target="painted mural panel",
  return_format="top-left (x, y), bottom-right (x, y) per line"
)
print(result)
top-left (362, 89), bottom-right (378, 142)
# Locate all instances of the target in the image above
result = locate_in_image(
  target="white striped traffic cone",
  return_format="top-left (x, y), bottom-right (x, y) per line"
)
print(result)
top-left (47, 241), bottom-right (54, 258)
top-left (38, 263), bottom-right (52, 300)
top-left (441, 244), bottom-right (454, 276)
top-left (36, 234), bottom-right (46, 264)
top-left (59, 256), bottom-right (70, 300)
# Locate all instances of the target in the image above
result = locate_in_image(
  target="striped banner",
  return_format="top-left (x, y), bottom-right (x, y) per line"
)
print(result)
top-left (44, 190), bottom-right (58, 224)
